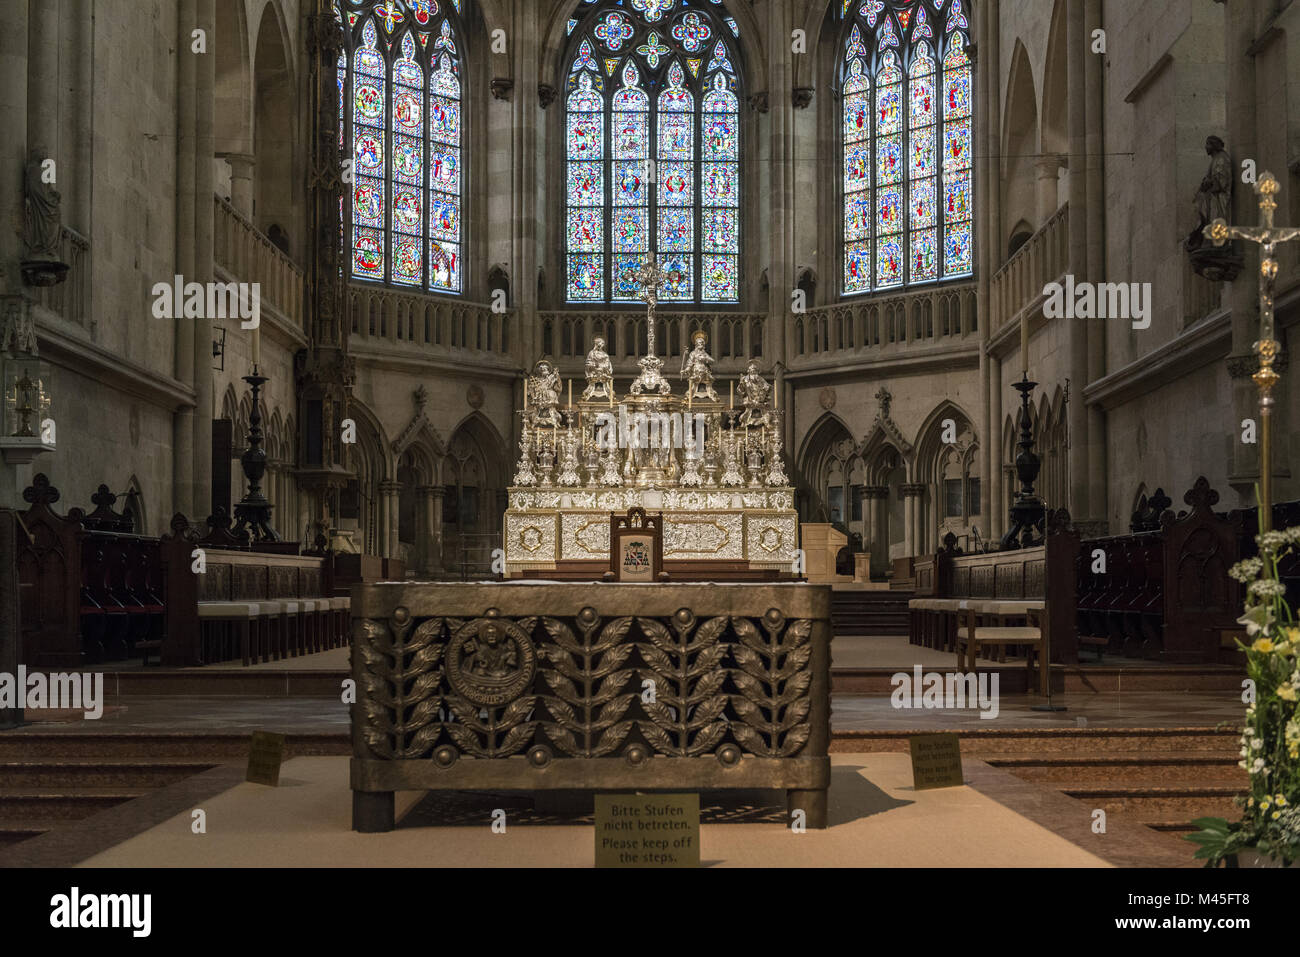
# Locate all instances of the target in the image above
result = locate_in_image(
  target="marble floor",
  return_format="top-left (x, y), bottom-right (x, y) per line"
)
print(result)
top-left (38, 754), bottom-right (1189, 868)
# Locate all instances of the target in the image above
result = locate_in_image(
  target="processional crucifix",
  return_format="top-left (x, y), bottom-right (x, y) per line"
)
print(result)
top-left (627, 259), bottom-right (675, 396)
top-left (1205, 171), bottom-right (1300, 531)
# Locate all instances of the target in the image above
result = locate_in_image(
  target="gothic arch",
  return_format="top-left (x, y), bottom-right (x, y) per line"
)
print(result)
top-left (253, 0), bottom-right (298, 254)
top-left (122, 474), bottom-right (147, 536)
top-left (797, 411), bottom-right (856, 523)
top-left (215, 0), bottom-right (253, 157)
top-left (1041, 0), bottom-right (1068, 158)
top-left (1002, 40), bottom-right (1040, 246)
top-left (912, 400), bottom-right (979, 484)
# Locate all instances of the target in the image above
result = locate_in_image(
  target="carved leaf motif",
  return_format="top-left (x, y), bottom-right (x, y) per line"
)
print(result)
top-left (730, 722), bottom-right (769, 756)
top-left (543, 697), bottom-right (582, 732)
top-left (588, 669), bottom-right (635, 705)
top-left (593, 616), bottom-right (634, 653)
top-left (543, 670), bottom-right (582, 705)
top-left (496, 722), bottom-right (538, 757)
top-left (687, 721), bottom-right (729, 756)
top-left (780, 722), bottom-right (811, 756)
top-left (686, 694), bottom-right (729, 730)
top-left (538, 616), bottom-right (584, 655)
top-left (593, 693), bottom-right (635, 729)
top-left (637, 720), bottom-right (681, 756)
top-left (590, 720), bottom-right (635, 757)
top-left (634, 617), bottom-right (674, 652)
top-left (399, 724), bottom-right (442, 759)
top-left (637, 643), bottom-right (677, 678)
top-left (687, 643), bottom-right (728, 678)
top-left (590, 642), bottom-right (636, 678)
top-left (642, 700), bottom-right (678, 729)
top-left (445, 721), bottom-right (487, 757)
top-left (544, 725), bottom-right (580, 755)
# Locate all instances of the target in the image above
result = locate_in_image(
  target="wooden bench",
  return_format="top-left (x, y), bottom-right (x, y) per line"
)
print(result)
top-left (1078, 477), bottom-right (1241, 663)
top-left (160, 514), bottom-right (348, 667)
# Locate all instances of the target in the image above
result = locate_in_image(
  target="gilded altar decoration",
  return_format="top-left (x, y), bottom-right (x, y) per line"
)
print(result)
top-left (583, 336), bottom-right (615, 402)
top-left (503, 262), bottom-right (797, 576)
top-left (681, 330), bottom-right (719, 405)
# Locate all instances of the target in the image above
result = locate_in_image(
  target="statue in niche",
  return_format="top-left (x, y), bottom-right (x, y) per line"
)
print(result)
top-left (529, 358), bottom-right (562, 427)
top-left (680, 330), bottom-right (719, 403)
top-left (21, 145), bottom-right (69, 286)
top-left (1186, 135), bottom-right (1243, 281)
top-left (738, 360), bottom-right (771, 428)
top-left (582, 336), bottom-right (614, 401)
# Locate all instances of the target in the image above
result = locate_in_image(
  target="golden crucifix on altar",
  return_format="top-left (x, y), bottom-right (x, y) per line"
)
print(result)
top-left (1205, 171), bottom-right (1300, 532)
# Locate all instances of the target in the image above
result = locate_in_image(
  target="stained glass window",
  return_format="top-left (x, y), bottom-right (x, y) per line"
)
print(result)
top-left (339, 0), bottom-right (466, 294)
top-left (565, 0), bottom-right (743, 303)
top-left (841, 0), bottom-right (972, 295)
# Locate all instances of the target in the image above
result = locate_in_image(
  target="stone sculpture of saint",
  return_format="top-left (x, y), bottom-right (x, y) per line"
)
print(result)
top-left (582, 336), bottom-right (614, 401)
top-left (1189, 135), bottom-right (1232, 247)
top-left (738, 360), bottom-right (771, 428)
top-left (24, 146), bottom-right (62, 260)
top-left (680, 331), bottom-right (719, 403)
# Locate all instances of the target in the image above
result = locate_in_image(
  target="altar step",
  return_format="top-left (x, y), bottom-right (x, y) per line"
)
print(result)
top-left (829, 664), bottom-right (1244, 695)
top-left (831, 589), bottom-right (913, 636)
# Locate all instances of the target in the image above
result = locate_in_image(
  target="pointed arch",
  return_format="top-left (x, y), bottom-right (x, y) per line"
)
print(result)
top-left (1001, 39), bottom-right (1039, 244)
top-left (912, 399), bottom-right (979, 483)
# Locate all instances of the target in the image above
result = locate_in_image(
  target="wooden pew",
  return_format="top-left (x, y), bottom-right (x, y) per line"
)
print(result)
top-left (1078, 477), bottom-right (1240, 663)
top-left (160, 514), bottom-right (346, 666)
top-left (909, 510), bottom-right (1079, 671)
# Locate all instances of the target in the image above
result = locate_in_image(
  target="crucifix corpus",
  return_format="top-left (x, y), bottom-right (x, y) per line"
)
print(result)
top-left (1205, 171), bottom-right (1300, 531)
top-left (627, 259), bottom-right (675, 397)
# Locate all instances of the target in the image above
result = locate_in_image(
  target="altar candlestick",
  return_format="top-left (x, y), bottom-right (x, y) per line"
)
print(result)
top-left (1020, 314), bottom-right (1029, 373)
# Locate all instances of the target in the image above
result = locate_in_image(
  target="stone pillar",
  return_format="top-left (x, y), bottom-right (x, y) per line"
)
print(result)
top-left (988, 353), bottom-right (1003, 540)
top-left (224, 152), bottom-right (256, 218)
top-left (173, 0), bottom-right (198, 519)
top-left (974, 2), bottom-right (997, 536)
top-left (27, 0), bottom-right (58, 174)
top-left (420, 485), bottom-right (444, 574)
top-left (1065, 0), bottom-right (1090, 523)
top-left (378, 480), bottom-right (400, 559)
top-left (1084, 0), bottom-right (1107, 530)
top-left (1036, 156), bottom-right (1061, 224)
top-left (0, 2), bottom-right (28, 298)
top-left (193, 0), bottom-right (215, 520)
top-left (511, 0), bottom-right (539, 364)
top-left (767, 0), bottom-right (795, 380)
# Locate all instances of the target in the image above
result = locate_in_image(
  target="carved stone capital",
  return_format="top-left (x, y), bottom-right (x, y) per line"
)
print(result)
top-left (491, 77), bottom-right (513, 101)
top-left (748, 91), bottom-right (769, 113)
top-left (538, 83), bottom-right (557, 110)
top-left (792, 87), bottom-right (814, 110)
top-left (899, 483), bottom-right (927, 498)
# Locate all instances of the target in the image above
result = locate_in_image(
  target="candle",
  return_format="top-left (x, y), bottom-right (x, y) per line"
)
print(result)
top-left (251, 324), bottom-right (261, 369)
top-left (523, 378), bottom-right (528, 408)
top-left (1020, 314), bottom-right (1029, 374)
top-left (775, 383), bottom-right (779, 410)
top-left (568, 379), bottom-right (573, 409)
top-left (729, 381), bottom-right (734, 408)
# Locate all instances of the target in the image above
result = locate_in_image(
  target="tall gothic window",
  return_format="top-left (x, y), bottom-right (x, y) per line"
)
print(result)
top-left (564, 0), bottom-right (743, 304)
top-left (336, 0), bottom-right (466, 293)
top-left (841, 0), bottom-right (972, 296)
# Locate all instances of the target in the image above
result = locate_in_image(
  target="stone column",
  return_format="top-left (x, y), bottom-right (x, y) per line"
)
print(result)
top-left (1036, 156), bottom-right (1061, 224)
top-left (173, 0), bottom-right (198, 519)
top-left (223, 152), bottom-right (256, 218)
top-left (974, 2), bottom-right (997, 535)
top-left (1083, 0), bottom-right (1107, 530)
top-left (511, 0), bottom-right (539, 364)
top-left (378, 479), bottom-right (401, 559)
top-left (767, 0), bottom-right (795, 380)
top-left (192, 0), bottom-right (215, 519)
top-left (1065, 0), bottom-right (1089, 523)
top-left (988, 353), bottom-right (1003, 540)
top-left (0, 1), bottom-right (28, 298)
top-left (420, 485), bottom-right (444, 574)
top-left (27, 0), bottom-right (58, 176)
